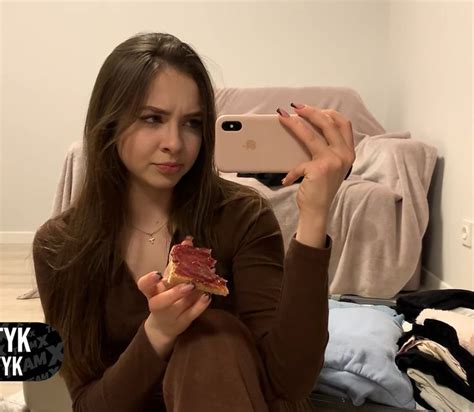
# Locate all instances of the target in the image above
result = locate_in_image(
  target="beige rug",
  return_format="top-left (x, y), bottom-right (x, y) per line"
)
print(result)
top-left (0, 391), bottom-right (27, 412)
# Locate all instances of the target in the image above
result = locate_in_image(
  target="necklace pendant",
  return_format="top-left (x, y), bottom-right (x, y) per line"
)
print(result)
top-left (149, 237), bottom-right (156, 245)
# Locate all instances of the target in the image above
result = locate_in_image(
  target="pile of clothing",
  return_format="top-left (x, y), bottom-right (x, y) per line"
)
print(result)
top-left (395, 289), bottom-right (474, 411)
top-left (313, 299), bottom-right (416, 409)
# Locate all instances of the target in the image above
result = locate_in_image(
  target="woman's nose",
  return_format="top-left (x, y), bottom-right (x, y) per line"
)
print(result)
top-left (160, 122), bottom-right (183, 153)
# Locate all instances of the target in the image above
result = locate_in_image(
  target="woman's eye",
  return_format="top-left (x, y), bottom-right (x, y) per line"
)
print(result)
top-left (140, 115), bottom-right (162, 125)
top-left (185, 119), bottom-right (203, 129)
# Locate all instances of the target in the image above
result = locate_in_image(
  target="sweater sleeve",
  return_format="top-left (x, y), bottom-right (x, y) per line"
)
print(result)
top-left (230, 200), bottom-right (330, 402)
top-left (32, 223), bottom-right (168, 412)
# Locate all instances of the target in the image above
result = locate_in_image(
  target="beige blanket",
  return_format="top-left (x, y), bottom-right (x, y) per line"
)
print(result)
top-left (221, 129), bottom-right (437, 298)
top-left (51, 140), bottom-right (85, 217)
top-left (330, 131), bottom-right (437, 296)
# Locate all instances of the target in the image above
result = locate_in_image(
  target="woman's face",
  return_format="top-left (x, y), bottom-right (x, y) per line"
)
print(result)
top-left (118, 67), bottom-right (203, 192)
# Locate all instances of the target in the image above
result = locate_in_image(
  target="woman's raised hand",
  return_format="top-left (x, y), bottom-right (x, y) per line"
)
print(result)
top-left (277, 104), bottom-right (355, 248)
top-left (137, 236), bottom-right (211, 358)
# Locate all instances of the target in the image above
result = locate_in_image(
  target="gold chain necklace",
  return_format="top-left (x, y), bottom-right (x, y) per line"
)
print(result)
top-left (130, 220), bottom-right (168, 245)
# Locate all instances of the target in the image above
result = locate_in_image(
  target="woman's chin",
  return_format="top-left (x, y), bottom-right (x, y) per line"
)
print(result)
top-left (148, 174), bottom-right (182, 190)
top-left (130, 170), bottom-right (185, 191)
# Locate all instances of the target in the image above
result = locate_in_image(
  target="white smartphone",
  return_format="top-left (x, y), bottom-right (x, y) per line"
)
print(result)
top-left (215, 114), bottom-right (312, 173)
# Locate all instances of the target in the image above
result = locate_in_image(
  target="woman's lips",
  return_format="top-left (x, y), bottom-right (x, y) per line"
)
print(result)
top-left (154, 163), bottom-right (184, 174)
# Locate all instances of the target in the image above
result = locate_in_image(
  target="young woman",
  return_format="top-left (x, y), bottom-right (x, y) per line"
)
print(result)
top-left (33, 32), bottom-right (355, 412)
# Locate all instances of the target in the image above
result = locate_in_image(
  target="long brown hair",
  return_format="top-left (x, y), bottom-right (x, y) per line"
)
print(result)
top-left (35, 32), bottom-right (260, 384)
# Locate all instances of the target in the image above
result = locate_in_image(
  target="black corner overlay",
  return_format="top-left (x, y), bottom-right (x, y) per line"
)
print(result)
top-left (0, 322), bottom-right (63, 381)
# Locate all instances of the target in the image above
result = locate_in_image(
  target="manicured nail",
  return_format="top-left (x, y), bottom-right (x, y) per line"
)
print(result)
top-left (202, 292), bottom-right (212, 301)
top-left (281, 178), bottom-right (287, 185)
top-left (154, 271), bottom-right (162, 281)
top-left (181, 283), bottom-right (195, 292)
top-left (276, 108), bottom-right (290, 118)
top-left (290, 102), bottom-right (305, 109)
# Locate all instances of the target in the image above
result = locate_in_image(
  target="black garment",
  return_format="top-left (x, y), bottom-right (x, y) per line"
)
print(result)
top-left (237, 173), bottom-right (303, 187)
top-left (396, 289), bottom-right (474, 322)
top-left (397, 319), bottom-right (474, 388)
top-left (238, 166), bottom-right (353, 188)
top-left (396, 347), bottom-right (474, 402)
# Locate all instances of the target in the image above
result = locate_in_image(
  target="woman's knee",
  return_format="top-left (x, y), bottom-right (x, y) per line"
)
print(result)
top-left (178, 308), bottom-right (255, 348)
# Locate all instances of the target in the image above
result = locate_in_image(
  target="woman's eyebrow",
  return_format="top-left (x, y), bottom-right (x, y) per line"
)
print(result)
top-left (141, 105), bottom-right (202, 118)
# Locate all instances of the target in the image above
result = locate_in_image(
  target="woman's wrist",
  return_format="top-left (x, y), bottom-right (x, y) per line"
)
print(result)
top-left (295, 212), bottom-right (328, 249)
top-left (144, 317), bottom-right (176, 360)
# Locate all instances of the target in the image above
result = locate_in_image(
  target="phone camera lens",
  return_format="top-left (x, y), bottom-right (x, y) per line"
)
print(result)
top-left (222, 121), bottom-right (242, 131)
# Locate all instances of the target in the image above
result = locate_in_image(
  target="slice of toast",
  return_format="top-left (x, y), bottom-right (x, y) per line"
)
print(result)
top-left (164, 245), bottom-right (229, 296)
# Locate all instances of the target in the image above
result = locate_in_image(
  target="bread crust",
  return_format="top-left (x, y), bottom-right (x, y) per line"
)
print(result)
top-left (164, 259), bottom-right (229, 296)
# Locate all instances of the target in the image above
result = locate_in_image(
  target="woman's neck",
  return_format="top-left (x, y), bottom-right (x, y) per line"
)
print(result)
top-left (125, 179), bottom-right (172, 231)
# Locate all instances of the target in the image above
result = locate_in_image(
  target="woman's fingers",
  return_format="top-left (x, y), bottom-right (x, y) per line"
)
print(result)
top-left (148, 282), bottom-right (197, 312)
top-left (147, 282), bottom-right (211, 322)
top-left (281, 105), bottom-right (347, 151)
top-left (136, 271), bottom-right (163, 300)
top-left (277, 110), bottom-right (327, 156)
top-left (282, 161), bottom-right (313, 186)
top-left (140, 236), bottom-right (210, 321)
top-left (181, 235), bottom-right (194, 246)
top-left (321, 109), bottom-right (355, 153)
top-left (177, 292), bottom-right (212, 323)
top-left (171, 289), bottom-right (206, 316)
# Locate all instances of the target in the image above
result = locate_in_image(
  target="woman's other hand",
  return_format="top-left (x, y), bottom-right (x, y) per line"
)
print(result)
top-left (137, 236), bottom-right (211, 358)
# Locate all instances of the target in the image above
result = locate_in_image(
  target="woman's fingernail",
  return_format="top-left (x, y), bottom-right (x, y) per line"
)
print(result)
top-left (181, 283), bottom-right (195, 292)
top-left (202, 292), bottom-right (212, 301)
top-left (276, 108), bottom-right (290, 118)
top-left (185, 235), bottom-right (193, 241)
top-left (154, 271), bottom-right (162, 280)
top-left (290, 102), bottom-right (305, 109)
top-left (281, 178), bottom-right (287, 185)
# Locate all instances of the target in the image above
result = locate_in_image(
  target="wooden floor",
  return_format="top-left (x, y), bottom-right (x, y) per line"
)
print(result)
top-left (0, 243), bottom-right (44, 399)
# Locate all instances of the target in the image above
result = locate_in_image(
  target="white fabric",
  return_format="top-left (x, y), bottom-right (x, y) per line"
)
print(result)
top-left (450, 307), bottom-right (474, 318)
top-left (417, 308), bottom-right (474, 356)
top-left (402, 321), bottom-right (413, 333)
